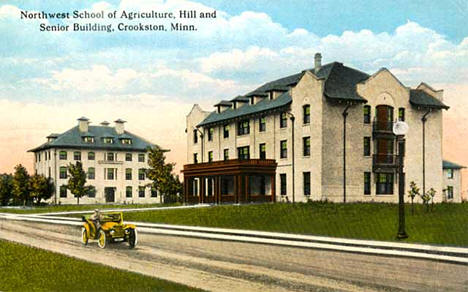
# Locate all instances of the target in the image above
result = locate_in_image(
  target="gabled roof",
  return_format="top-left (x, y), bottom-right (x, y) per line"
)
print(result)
top-left (198, 62), bottom-right (369, 127)
top-left (443, 160), bottom-right (465, 169)
top-left (29, 125), bottom-right (155, 152)
top-left (199, 91), bottom-right (293, 127)
top-left (197, 61), bottom-right (449, 127)
top-left (214, 100), bottom-right (232, 107)
top-left (410, 89), bottom-right (449, 109)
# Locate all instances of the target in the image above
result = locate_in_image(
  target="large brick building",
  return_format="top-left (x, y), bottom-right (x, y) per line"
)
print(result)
top-left (184, 53), bottom-right (464, 204)
top-left (30, 118), bottom-right (159, 204)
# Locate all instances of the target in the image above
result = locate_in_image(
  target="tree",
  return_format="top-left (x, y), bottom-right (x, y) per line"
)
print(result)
top-left (407, 181), bottom-right (420, 215)
top-left (146, 146), bottom-right (183, 203)
top-left (29, 174), bottom-right (54, 205)
top-left (427, 188), bottom-right (437, 211)
top-left (419, 191), bottom-right (431, 212)
top-left (0, 174), bottom-right (13, 206)
top-left (12, 164), bottom-right (30, 206)
top-left (67, 161), bottom-right (89, 205)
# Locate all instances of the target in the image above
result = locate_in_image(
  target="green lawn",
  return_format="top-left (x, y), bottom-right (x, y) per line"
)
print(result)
top-left (122, 202), bottom-right (468, 247)
top-left (0, 240), bottom-right (201, 292)
top-left (0, 203), bottom-right (179, 214)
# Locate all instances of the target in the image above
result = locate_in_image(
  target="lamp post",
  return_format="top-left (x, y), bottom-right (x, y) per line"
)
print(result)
top-left (393, 121), bottom-right (409, 239)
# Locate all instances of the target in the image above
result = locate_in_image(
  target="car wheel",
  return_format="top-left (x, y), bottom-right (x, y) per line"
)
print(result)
top-left (98, 230), bottom-right (107, 249)
top-left (81, 227), bottom-right (88, 245)
top-left (128, 229), bottom-right (137, 249)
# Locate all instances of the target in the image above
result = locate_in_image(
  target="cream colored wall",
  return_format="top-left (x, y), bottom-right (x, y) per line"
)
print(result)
top-left (356, 69), bottom-right (444, 203)
top-left (34, 149), bottom-right (156, 204)
top-left (289, 72), bottom-right (324, 202)
top-left (186, 104), bottom-right (211, 164)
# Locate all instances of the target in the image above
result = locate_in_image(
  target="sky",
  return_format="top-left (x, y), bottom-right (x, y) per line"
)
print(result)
top-left (1, 0), bottom-right (467, 195)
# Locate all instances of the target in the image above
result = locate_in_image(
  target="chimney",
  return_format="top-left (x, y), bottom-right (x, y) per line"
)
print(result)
top-left (114, 119), bottom-right (126, 135)
top-left (77, 117), bottom-right (89, 133)
top-left (314, 52), bottom-right (322, 72)
top-left (100, 121), bottom-right (110, 126)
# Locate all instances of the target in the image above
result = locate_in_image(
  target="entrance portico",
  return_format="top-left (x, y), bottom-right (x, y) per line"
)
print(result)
top-left (183, 159), bottom-right (277, 204)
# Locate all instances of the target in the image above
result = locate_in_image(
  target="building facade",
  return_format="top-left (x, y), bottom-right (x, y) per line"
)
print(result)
top-left (184, 53), bottom-right (463, 204)
top-left (30, 118), bottom-right (158, 204)
top-left (442, 160), bottom-right (465, 203)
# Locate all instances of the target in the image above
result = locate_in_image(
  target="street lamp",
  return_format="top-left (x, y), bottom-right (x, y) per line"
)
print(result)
top-left (393, 121), bottom-right (409, 239)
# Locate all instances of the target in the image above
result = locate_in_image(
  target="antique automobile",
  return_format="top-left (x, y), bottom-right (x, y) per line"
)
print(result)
top-left (81, 211), bottom-right (137, 249)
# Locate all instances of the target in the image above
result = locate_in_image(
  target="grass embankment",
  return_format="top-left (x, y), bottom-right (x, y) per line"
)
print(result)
top-left (0, 203), bottom-right (179, 214)
top-left (0, 240), bottom-right (200, 292)
top-left (123, 202), bottom-right (468, 247)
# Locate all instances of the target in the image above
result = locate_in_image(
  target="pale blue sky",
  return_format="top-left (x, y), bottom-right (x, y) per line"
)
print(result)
top-left (0, 0), bottom-right (467, 104)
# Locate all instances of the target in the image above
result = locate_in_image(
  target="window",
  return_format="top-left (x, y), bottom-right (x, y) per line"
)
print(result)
top-left (364, 172), bottom-right (371, 195)
top-left (121, 138), bottom-right (132, 145)
top-left (376, 173), bottom-right (393, 194)
top-left (88, 167), bottom-right (95, 180)
top-left (280, 174), bottom-right (287, 196)
top-left (237, 120), bottom-right (250, 135)
top-left (126, 186), bottom-right (132, 198)
top-left (138, 168), bottom-right (145, 180)
top-left (259, 117), bottom-right (266, 132)
top-left (73, 151), bottom-right (81, 161)
top-left (363, 137), bottom-right (371, 156)
top-left (193, 129), bottom-right (198, 144)
top-left (398, 108), bottom-right (405, 121)
top-left (259, 143), bottom-right (266, 159)
top-left (59, 167), bottom-right (67, 179)
top-left (208, 128), bottom-right (214, 141)
top-left (151, 188), bottom-right (157, 197)
top-left (223, 125), bottom-right (230, 138)
top-left (103, 137), bottom-right (114, 144)
top-left (125, 153), bottom-right (132, 161)
top-left (88, 152), bottom-right (95, 160)
top-left (139, 186), bottom-right (145, 198)
top-left (303, 137), bottom-right (310, 156)
top-left (106, 152), bottom-right (115, 161)
top-left (60, 185), bottom-right (67, 198)
top-left (106, 168), bottom-right (116, 180)
top-left (447, 186), bottom-right (454, 199)
top-left (280, 113), bottom-right (287, 128)
top-left (193, 153), bottom-right (198, 164)
top-left (59, 151), bottom-right (67, 160)
top-left (237, 146), bottom-right (250, 160)
top-left (363, 105), bottom-right (371, 124)
top-left (88, 186), bottom-right (96, 198)
top-left (447, 169), bottom-right (454, 179)
top-left (208, 151), bottom-right (213, 162)
top-left (83, 136), bottom-right (94, 143)
top-left (126, 168), bottom-right (132, 180)
top-left (303, 105), bottom-right (310, 124)
top-left (303, 172), bottom-right (310, 196)
top-left (138, 154), bottom-right (145, 162)
top-left (280, 140), bottom-right (287, 159)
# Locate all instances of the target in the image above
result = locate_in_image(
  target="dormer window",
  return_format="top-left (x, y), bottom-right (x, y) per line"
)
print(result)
top-left (121, 138), bottom-right (132, 145)
top-left (269, 92), bottom-right (274, 100)
top-left (103, 137), bottom-right (114, 144)
top-left (83, 136), bottom-right (94, 143)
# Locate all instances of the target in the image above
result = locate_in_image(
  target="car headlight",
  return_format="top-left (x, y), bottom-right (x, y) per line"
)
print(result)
top-left (110, 230), bottom-right (115, 235)
top-left (125, 229), bottom-right (130, 234)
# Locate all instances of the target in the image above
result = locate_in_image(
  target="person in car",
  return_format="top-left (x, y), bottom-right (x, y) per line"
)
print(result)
top-left (90, 209), bottom-right (103, 231)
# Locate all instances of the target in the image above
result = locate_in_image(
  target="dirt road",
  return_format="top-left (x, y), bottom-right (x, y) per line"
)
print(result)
top-left (1, 219), bottom-right (467, 291)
